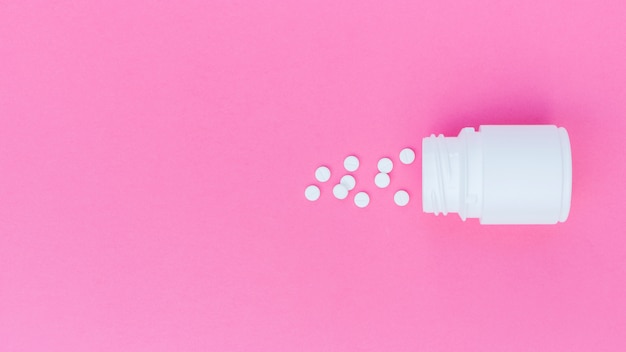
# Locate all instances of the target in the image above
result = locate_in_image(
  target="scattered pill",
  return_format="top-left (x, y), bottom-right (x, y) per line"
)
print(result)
top-left (374, 172), bottom-right (391, 188)
top-left (333, 183), bottom-right (349, 200)
top-left (344, 155), bottom-right (360, 172)
top-left (340, 175), bottom-right (356, 190)
top-left (354, 192), bottom-right (370, 208)
top-left (308, 151), bottom-right (413, 207)
top-left (304, 185), bottom-right (321, 201)
top-left (394, 190), bottom-right (410, 206)
top-left (315, 166), bottom-right (331, 182)
top-left (377, 157), bottom-right (393, 173)
top-left (399, 148), bottom-right (416, 165)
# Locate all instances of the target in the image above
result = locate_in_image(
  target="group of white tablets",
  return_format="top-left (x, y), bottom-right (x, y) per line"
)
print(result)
top-left (304, 147), bottom-right (416, 208)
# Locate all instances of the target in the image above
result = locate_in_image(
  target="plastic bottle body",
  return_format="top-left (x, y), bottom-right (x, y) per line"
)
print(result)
top-left (422, 125), bottom-right (572, 225)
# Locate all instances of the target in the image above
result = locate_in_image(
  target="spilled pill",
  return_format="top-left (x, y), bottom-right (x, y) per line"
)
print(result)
top-left (333, 183), bottom-right (349, 200)
top-left (354, 192), bottom-right (370, 208)
top-left (315, 166), bottom-right (331, 182)
top-left (394, 190), bottom-right (410, 206)
top-left (340, 175), bottom-right (356, 190)
top-left (374, 172), bottom-right (391, 188)
top-left (377, 157), bottom-right (393, 173)
top-left (343, 155), bottom-right (360, 172)
top-left (399, 148), bottom-right (416, 165)
top-left (304, 185), bottom-right (321, 201)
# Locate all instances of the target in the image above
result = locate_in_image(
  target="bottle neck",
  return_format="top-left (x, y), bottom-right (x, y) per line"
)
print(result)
top-left (422, 127), bottom-right (483, 221)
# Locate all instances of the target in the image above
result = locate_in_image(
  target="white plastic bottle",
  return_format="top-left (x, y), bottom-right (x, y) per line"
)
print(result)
top-left (422, 125), bottom-right (572, 224)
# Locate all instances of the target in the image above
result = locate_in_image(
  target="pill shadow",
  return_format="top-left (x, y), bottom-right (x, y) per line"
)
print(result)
top-left (430, 99), bottom-right (554, 136)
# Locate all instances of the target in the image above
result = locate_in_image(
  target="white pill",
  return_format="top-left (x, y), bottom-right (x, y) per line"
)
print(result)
top-left (315, 166), bottom-right (331, 182)
top-left (343, 155), bottom-right (360, 172)
top-left (304, 185), bottom-right (321, 201)
top-left (354, 192), bottom-right (370, 208)
top-left (333, 183), bottom-right (349, 200)
top-left (394, 190), bottom-right (410, 206)
top-left (374, 172), bottom-right (390, 188)
top-left (399, 148), bottom-right (416, 165)
top-left (377, 157), bottom-right (393, 173)
top-left (340, 175), bottom-right (356, 190)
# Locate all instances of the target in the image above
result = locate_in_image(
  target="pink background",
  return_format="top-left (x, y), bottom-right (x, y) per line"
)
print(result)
top-left (1, 1), bottom-right (626, 351)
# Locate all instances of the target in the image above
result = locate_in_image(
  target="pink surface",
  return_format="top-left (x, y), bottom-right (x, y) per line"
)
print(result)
top-left (1, 1), bottom-right (626, 351)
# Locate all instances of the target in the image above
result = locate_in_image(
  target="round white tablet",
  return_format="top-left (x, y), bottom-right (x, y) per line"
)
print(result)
top-left (394, 190), bottom-right (410, 206)
top-left (377, 157), bottom-right (393, 173)
top-left (333, 183), bottom-right (349, 200)
top-left (374, 172), bottom-right (390, 188)
top-left (304, 185), bottom-right (321, 201)
top-left (340, 175), bottom-right (356, 190)
top-left (399, 148), bottom-right (416, 165)
top-left (354, 192), bottom-right (370, 208)
top-left (343, 155), bottom-right (360, 172)
top-left (315, 166), bottom-right (331, 182)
